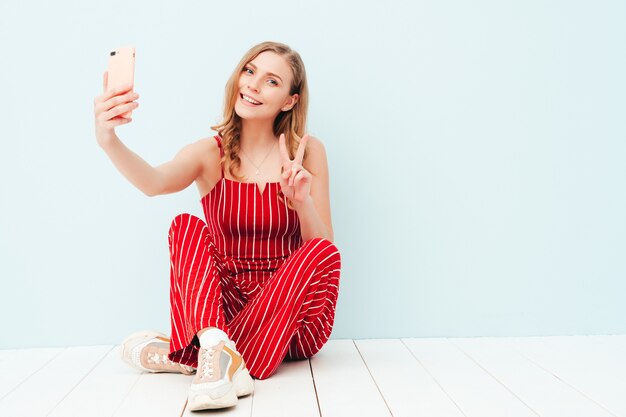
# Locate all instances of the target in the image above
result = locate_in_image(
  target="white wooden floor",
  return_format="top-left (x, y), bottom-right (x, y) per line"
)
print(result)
top-left (1, 335), bottom-right (625, 417)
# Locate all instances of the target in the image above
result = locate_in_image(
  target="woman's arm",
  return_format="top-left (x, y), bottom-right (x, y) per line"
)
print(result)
top-left (294, 195), bottom-right (333, 242)
top-left (295, 136), bottom-right (334, 242)
top-left (93, 77), bottom-right (211, 197)
top-left (99, 136), bottom-right (211, 197)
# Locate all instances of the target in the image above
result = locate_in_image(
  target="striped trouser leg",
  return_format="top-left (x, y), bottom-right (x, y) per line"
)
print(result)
top-left (166, 213), bottom-right (228, 367)
top-left (227, 237), bottom-right (342, 380)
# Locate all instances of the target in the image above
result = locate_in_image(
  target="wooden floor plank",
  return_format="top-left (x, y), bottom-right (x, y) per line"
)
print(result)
top-left (0, 347), bottom-right (64, 400)
top-left (0, 345), bottom-right (112, 417)
top-left (452, 337), bottom-right (616, 417)
top-left (47, 345), bottom-right (142, 417)
top-left (2, 336), bottom-right (624, 417)
top-left (112, 368), bottom-right (190, 417)
top-left (355, 339), bottom-right (464, 417)
top-left (502, 335), bottom-right (626, 417)
top-left (310, 339), bottom-right (391, 417)
top-left (251, 359), bottom-right (319, 417)
top-left (402, 338), bottom-right (537, 417)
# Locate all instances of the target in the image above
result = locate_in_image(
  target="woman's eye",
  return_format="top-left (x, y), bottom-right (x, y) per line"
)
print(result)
top-left (243, 68), bottom-right (278, 86)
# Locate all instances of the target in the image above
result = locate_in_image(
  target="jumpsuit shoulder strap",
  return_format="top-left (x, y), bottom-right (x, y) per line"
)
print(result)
top-left (213, 135), bottom-right (224, 178)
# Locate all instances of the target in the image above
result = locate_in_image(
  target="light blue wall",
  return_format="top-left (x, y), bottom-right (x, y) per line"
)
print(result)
top-left (0, 0), bottom-right (624, 349)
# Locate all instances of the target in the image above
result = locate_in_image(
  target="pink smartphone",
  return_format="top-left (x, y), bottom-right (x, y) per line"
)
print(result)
top-left (107, 46), bottom-right (135, 118)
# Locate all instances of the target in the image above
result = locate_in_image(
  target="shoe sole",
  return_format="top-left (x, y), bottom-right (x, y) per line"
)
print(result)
top-left (187, 363), bottom-right (254, 410)
top-left (119, 330), bottom-right (170, 372)
top-left (188, 390), bottom-right (238, 410)
top-left (234, 367), bottom-right (254, 397)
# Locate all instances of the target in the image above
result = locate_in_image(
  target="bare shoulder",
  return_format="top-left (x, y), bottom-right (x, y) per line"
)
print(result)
top-left (194, 133), bottom-right (220, 162)
top-left (303, 135), bottom-right (328, 176)
top-left (191, 135), bottom-right (222, 195)
top-left (192, 135), bottom-right (220, 153)
top-left (305, 134), bottom-right (323, 148)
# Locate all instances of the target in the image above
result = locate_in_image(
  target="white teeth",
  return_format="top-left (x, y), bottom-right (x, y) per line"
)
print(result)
top-left (242, 94), bottom-right (261, 105)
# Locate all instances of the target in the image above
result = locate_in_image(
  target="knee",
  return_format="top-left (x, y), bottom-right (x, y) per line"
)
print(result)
top-left (169, 213), bottom-right (203, 235)
top-left (304, 236), bottom-right (338, 251)
top-left (305, 237), bottom-right (341, 265)
top-left (248, 365), bottom-right (275, 380)
top-left (168, 213), bottom-right (206, 244)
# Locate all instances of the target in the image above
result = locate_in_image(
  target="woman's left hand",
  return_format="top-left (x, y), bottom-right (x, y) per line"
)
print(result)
top-left (279, 133), bottom-right (312, 209)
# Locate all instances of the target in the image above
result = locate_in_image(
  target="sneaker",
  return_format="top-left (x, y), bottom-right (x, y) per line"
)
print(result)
top-left (187, 339), bottom-right (254, 410)
top-left (120, 330), bottom-right (195, 375)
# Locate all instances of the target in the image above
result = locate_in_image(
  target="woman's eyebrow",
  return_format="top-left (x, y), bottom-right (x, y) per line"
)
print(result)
top-left (247, 63), bottom-right (283, 82)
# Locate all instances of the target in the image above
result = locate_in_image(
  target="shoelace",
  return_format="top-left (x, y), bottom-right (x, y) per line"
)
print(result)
top-left (147, 351), bottom-right (194, 372)
top-left (200, 347), bottom-right (216, 380)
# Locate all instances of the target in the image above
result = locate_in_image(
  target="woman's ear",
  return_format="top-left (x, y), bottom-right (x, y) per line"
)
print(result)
top-left (282, 93), bottom-right (299, 111)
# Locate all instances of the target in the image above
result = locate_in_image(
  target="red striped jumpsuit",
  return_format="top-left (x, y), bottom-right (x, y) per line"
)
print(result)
top-left (166, 135), bottom-right (342, 380)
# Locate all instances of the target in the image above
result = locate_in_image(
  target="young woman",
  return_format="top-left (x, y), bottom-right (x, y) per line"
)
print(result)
top-left (93, 41), bottom-right (342, 410)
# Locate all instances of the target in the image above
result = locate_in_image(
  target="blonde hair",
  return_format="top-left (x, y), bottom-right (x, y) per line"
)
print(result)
top-left (210, 41), bottom-right (309, 209)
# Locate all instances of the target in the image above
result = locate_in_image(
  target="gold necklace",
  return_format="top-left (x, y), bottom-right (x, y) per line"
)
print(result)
top-left (240, 140), bottom-right (277, 176)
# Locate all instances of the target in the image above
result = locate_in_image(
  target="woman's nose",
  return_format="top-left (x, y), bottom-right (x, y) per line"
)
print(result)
top-left (248, 79), bottom-right (261, 92)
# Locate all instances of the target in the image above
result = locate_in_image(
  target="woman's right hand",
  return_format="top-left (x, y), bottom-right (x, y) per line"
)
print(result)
top-left (93, 71), bottom-right (140, 147)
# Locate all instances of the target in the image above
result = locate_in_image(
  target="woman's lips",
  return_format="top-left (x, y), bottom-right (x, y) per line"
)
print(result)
top-left (240, 93), bottom-right (262, 106)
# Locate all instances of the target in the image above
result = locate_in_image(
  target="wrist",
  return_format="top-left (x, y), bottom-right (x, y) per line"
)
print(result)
top-left (292, 195), bottom-right (313, 212)
top-left (97, 132), bottom-right (120, 150)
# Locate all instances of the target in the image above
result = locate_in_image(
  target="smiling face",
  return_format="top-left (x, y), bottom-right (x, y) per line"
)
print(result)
top-left (234, 50), bottom-right (299, 122)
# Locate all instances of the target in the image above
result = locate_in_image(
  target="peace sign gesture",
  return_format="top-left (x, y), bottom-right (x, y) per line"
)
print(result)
top-left (279, 133), bottom-right (311, 209)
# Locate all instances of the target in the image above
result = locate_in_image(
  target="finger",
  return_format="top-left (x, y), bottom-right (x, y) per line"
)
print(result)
top-left (288, 165), bottom-right (296, 186)
top-left (95, 71), bottom-right (110, 104)
top-left (293, 169), bottom-right (308, 186)
top-left (102, 90), bottom-right (139, 112)
top-left (102, 101), bottom-right (139, 121)
top-left (289, 165), bottom-right (302, 187)
top-left (97, 85), bottom-right (132, 107)
top-left (294, 134), bottom-right (308, 165)
top-left (102, 82), bottom-right (134, 102)
top-left (278, 133), bottom-right (291, 163)
top-left (103, 116), bottom-right (132, 129)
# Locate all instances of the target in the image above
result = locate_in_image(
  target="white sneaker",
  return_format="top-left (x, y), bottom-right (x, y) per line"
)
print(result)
top-left (120, 330), bottom-right (196, 375)
top-left (187, 339), bottom-right (254, 410)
